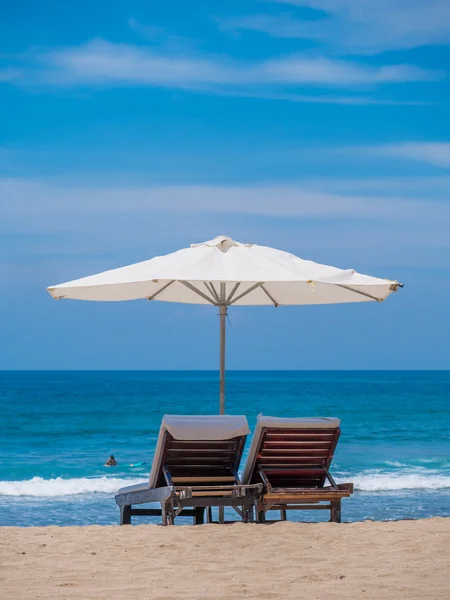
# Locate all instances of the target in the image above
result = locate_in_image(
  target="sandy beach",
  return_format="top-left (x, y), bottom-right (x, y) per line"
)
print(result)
top-left (1, 518), bottom-right (448, 600)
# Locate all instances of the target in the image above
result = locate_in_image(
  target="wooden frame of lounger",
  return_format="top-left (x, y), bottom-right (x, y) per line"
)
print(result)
top-left (243, 423), bottom-right (353, 523)
top-left (115, 431), bottom-right (262, 525)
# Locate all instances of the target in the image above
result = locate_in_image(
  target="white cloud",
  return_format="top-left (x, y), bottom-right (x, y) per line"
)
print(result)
top-left (259, 55), bottom-right (435, 85)
top-left (2, 176), bottom-right (449, 227)
top-left (8, 39), bottom-right (441, 94)
top-left (0, 67), bottom-right (22, 82)
top-left (366, 143), bottom-right (450, 169)
top-left (2, 176), bottom-right (450, 277)
top-left (305, 175), bottom-right (450, 195)
top-left (219, 13), bottom-right (326, 40)
top-left (225, 0), bottom-right (450, 53)
top-left (218, 89), bottom-right (431, 106)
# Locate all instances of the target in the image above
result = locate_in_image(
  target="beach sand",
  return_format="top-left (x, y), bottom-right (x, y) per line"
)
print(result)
top-left (1, 518), bottom-right (449, 599)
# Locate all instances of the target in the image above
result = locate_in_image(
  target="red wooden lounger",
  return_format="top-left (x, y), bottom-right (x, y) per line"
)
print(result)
top-left (241, 416), bottom-right (354, 523)
top-left (115, 415), bottom-right (262, 525)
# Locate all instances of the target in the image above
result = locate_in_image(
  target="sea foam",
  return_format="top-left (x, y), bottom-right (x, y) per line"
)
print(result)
top-left (0, 471), bottom-right (450, 497)
top-left (344, 472), bottom-right (450, 492)
top-left (0, 477), bottom-right (146, 497)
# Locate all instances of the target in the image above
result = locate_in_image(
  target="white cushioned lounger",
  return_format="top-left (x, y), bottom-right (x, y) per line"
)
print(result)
top-left (118, 415), bottom-right (250, 494)
top-left (241, 416), bottom-right (340, 485)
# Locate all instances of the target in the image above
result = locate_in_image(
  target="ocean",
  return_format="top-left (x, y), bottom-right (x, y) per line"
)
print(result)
top-left (1, 370), bottom-right (449, 526)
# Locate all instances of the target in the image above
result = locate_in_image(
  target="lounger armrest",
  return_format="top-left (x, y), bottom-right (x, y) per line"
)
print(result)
top-left (337, 482), bottom-right (354, 493)
top-left (117, 482), bottom-right (150, 495)
top-left (235, 483), bottom-right (263, 498)
top-left (174, 483), bottom-right (263, 499)
top-left (115, 485), bottom-right (175, 507)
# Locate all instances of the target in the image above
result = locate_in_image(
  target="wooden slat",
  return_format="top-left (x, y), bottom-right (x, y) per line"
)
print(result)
top-left (177, 485), bottom-right (242, 490)
top-left (260, 458), bottom-right (326, 463)
top-left (268, 481), bottom-right (321, 488)
top-left (260, 448), bottom-right (331, 455)
top-left (260, 458), bottom-right (326, 462)
top-left (263, 468), bottom-right (324, 475)
top-left (172, 476), bottom-right (236, 483)
top-left (266, 492), bottom-right (349, 498)
top-left (259, 455), bottom-right (328, 461)
top-left (264, 437), bottom-right (334, 442)
top-left (170, 462), bottom-right (235, 467)
top-left (264, 492), bottom-right (351, 502)
top-left (270, 487), bottom-right (350, 494)
top-left (170, 441), bottom-right (238, 449)
top-left (169, 465), bottom-right (232, 471)
top-left (166, 456), bottom-right (233, 470)
top-left (268, 504), bottom-right (332, 510)
top-left (191, 491), bottom-right (233, 497)
top-left (260, 464), bottom-right (324, 469)
top-left (266, 428), bottom-right (337, 434)
top-left (260, 462), bottom-right (323, 477)
top-left (265, 432), bottom-right (335, 438)
top-left (168, 448), bottom-right (236, 454)
top-left (264, 440), bottom-right (333, 448)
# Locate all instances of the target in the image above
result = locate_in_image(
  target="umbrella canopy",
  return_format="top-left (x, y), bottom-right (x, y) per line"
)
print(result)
top-left (48, 235), bottom-right (403, 412)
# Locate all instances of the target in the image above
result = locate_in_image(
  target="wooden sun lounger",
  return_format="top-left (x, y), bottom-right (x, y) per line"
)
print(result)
top-left (115, 415), bottom-right (262, 525)
top-left (241, 417), bottom-right (354, 523)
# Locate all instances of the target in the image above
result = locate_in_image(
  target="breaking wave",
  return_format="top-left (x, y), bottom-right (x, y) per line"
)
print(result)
top-left (345, 472), bottom-right (450, 492)
top-left (1, 471), bottom-right (450, 497)
top-left (0, 477), bottom-right (146, 497)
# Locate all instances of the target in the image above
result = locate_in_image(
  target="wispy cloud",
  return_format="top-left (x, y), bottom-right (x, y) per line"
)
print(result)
top-left (218, 90), bottom-right (432, 106)
top-left (0, 67), bottom-right (22, 82)
top-left (3, 176), bottom-right (450, 278)
top-left (218, 13), bottom-right (325, 40)
top-left (2, 175), bottom-right (449, 227)
top-left (224, 0), bottom-right (450, 53)
top-left (361, 143), bottom-right (450, 169)
top-left (127, 17), bottom-right (200, 52)
top-left (3, 39), bottom-right (442, 102)
top-left (42, 40), bottom-right (441, 86)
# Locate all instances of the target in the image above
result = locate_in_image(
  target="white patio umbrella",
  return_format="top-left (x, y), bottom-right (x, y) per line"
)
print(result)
top-left (47, 235), bottom-right (403, 413)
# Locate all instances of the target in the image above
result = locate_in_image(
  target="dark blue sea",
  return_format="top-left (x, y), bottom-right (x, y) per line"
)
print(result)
top-left (1, 371), bottom-right (449, 526)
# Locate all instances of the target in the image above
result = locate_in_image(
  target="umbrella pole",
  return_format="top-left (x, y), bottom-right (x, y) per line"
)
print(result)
top-left (219, 301), bottom-right (227, 416)
top-left (218, 286), bottom-right (227, 525)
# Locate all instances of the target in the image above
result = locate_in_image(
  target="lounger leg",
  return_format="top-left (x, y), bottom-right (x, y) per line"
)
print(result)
top-left (330, 500), bottom-right (342, 523)
top-left (257, 502), bottom-right (266, 523)
top-left (242, 500), bottom-right (252, 524)
top-left (280, 508), bottom-right (287, 521)
top-left (336, 501), bottom-right (342, 523)
top-left (161, 501), bottom-right (174, 526)
top-left (194, 507), bottom-right (205, 525)
top-left (161, 502), bottom-right (167, 526)
top-left (206, 507), bottom-right (213, 523)
top-left (120, 505), bottom-right (131, 525)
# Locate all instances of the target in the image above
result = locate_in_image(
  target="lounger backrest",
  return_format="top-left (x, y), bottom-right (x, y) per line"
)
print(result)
top-left (149, 415), bottom-right (250, 489)
top-left (241, 417), bottom-right (341, 489)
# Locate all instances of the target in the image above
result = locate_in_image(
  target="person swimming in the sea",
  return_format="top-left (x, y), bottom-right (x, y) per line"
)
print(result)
top-left (104, 454), bottom-right (117, 466)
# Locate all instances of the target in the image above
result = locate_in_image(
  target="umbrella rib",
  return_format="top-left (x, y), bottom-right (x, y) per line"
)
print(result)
top-left (226, 282), bottom-right (241, 304)
top-left (210, 282), bottom-right (221, 303)
top-left (228, 282), bottom-right (264, 305)
top-left (335, 284), bottom-right (382, 302)
top-left (180, 281), bottom-right (218, 305)
top-left (147, 280), bottom-right (175, 301)
top-left (260, 284), bottom-right (279, 307)
top-left (204, 282), bottom-right (221, 304)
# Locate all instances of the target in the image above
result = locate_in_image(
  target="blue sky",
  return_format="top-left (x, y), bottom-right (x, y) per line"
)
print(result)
top-left (1, 0), bottom-right (450, 370)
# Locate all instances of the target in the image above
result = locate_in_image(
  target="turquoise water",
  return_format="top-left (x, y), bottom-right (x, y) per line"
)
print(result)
top-left (1, 370), bottom-right (449, 526)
